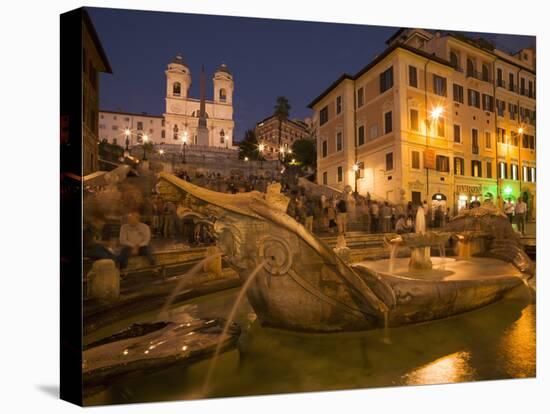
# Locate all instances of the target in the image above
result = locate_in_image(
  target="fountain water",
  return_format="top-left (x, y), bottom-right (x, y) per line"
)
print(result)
top-left (438, 242), bottom-right (447, 270)
top-left (388, 243), bottom-right (398, 274)
top-left (202, 260), bottom-right (266, 396)
top-left (415, 207), bottom-right (426, 234)
top-left (158, 253), bottom-right (222, 318)
top-left (382, 310), bottom-right (391, 344)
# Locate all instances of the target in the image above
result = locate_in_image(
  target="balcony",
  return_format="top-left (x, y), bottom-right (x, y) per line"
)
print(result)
top-left (466, 69), bottom-right (492, 83)
top-left (472, 145), bottom-right (479, 155)
top-left (508, 84), bottom-right (519, 93)
top-left (497, 79), bottom-right (506, 89)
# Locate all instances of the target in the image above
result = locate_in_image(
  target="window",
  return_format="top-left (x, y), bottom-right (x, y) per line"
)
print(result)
top-left (453, 84), bottom-right (464, 103)
top-left (468, 89), bottom-right (480, 108)
top-left (510, 131), bottom-right (518, 146)
top-left (357, 126), bottom-right (365, 146)
top-left (453, 124), bottom-right (461, 143)
top-left (369, 124), bottom-right (379, 140)
top-left (409, 66), bottom-right (418, 87)
top-left (509, 73), bottom-right (515, 92)
top-left (219, 88), bottom-right (227, 102)
top-left (412, 151), bottom-right (420, 169)
top-left (173, 124), bottom-right (179, 140)
top-left (410, 109), bottom-right (419, 131)
top-left (511, 164), bottom-right (518, 180)
top-left (137, 121), bottom-right (143, 130)
top-left (509, 103), bottom-right (517, 120)
top-left (384, 111), bottom-right (393, 134)
top-left (466, 58), bottom-right (475, 77)
top-left (357, 87), bottom-right (364, 107)
top-left (412, 191), bottom-right (422, 205)
top-left (173, 82), bottom-right (181, 96)
top-left (379, 67), bottom-right (394, 93)
top-left (450, 51), bottom-right (459, 70)
top-left (436, 117), bottom-right (445, 137)
top-left (471, 160), bottom-right (482, 177)
top-left (496, 100), bottom-right (505, 117)
top-left (436, 155), bottom-right (450, 173)
top-left (433, 75), bottom-right (447, 96)
top-left (454, 157), bottom-right (465, 175)
top-left (522, 165), bottom-right (529, 182)
top-left (322, 140), bottom-right (327, 157)
top-left (336, 132), bottom-right (343, 151)
top-left (323, 171), bottom-right (328, 185)
top-left (319, 106), bottom-right (329, 126)
top-left (220, 129), bottom-right (226, 144)
top-left (497, 127), bottom-right (506, 144)
top-left (337, 166), bottom-right (343, 182)
top-left (482, 94), bottom-right (494, 112)
top-left (497, 68), bottom-right (504, 87)
top-left (485, 131), bottom-right (492, 149)
top-left (481, 63), bottom-right (490, 82)
top-left (336, 96), bottom-right (342, 115)
top-left (386, 152), bottom-right (394, 171)
top-left (111, 125), bottom-right (117, 130)
top-left (523, 134), bottom-right (535, 150)
top-left (528, 80), bottom-right (534, 98)
top-left (520, 78), bottom-right (526, 95)
top-left (161, 130), bottom-right (165, 139)
top-left (486, 161), bottom-right (492, 178)
top-left (530, 167), bottom-right (536, 182)
top-left (499, 162), bottom-right (507, 179)
top-left (471, 129), bottom-right (479, 154)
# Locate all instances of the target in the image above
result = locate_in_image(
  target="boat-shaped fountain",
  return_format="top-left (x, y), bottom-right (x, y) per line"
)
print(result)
top-left (156, 173), bottom-right (534, 333)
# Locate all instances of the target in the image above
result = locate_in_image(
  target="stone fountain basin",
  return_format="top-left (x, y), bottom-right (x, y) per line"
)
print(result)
top-left (399, 232), bottom-right (452, 247)
top-left (353, 257), bottom-right (525, 328)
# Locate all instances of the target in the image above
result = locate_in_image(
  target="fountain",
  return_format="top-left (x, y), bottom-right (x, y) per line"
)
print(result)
top-left (155, 173), bottom-right (534, 332)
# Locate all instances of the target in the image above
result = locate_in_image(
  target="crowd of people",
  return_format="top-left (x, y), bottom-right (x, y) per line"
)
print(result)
top-left (503, 197), bottom-right (528, 235)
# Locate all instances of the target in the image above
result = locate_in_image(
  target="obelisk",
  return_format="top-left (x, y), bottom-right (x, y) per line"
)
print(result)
top-left (197, 65), bottom-right (209, 146)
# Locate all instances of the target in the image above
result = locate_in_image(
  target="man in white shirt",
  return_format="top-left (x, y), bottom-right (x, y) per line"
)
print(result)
top-left (515, 199), bottom-right (527, 235)
top-left (119, 212), bottom-right (155, 270)
top-left (503, 199), bottom-right (515, 224)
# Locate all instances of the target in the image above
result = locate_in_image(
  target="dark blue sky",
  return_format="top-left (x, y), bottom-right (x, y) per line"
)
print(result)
top-left (88, 7), bottom-right (534, 142)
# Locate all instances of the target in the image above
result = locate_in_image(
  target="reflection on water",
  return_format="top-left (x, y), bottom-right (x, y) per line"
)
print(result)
top-left (401, 351), bottom-right (475, 385)
top-left (85, 285), bottom-right (535, 405)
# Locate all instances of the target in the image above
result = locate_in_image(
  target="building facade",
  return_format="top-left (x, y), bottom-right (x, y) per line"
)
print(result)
top-left (309, 28), bottom-right (536, 217)
top-left (163, 54), bottom-right (235, 149)
top-left (255, 116), bottom-right (312, 160)
top-left (82, 10), bottom-right (112, 175)
top-left (99, 110), bottom-right (164, 147)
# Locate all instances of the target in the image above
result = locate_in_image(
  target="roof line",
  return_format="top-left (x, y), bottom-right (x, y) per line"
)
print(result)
top-left (82, 8), bottom-right (113, 74)
top-left (307, 44), bottom-right (452, 108)
top-left (99, 109), bottom-right (163, 118)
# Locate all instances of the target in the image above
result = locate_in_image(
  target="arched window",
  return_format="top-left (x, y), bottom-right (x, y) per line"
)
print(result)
top-left (466, 58), bottom-right (474, 77)
top-left (173, 125), bottom-right (179, 140)
top-left (220, 129), bottom-right (225, 144)
top-left (219, 88), bottom-right (227, 102)
top-left (450, 51), bottom-right (459, 70)
top-left (173, 82), bottom-right (181, 96)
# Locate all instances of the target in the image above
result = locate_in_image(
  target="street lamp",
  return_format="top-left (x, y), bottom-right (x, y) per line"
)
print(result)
top-left (181, 131), bottom-right (188, 163)
top-left (430, 106), bottom-right (443, 120)
top-left (258, 143), bottom-right (265, 169)
top-left (142, 134), bottom-right (149, 160)
top-left (352, 162), bottom-right (360, 194)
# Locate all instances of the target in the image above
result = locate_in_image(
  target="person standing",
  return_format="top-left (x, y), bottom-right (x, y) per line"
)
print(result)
top-left (515, 198), bottom-right (527, 235)
top-left (381, 202), bottom-right (392, 233)
top-left (119, 212), bottom-right (155, 270)
top-left (336, 197), bottom-right (348, 236)
top-left (504, 199), bottom-right (515, 224)
top-left (371, 201), bottom-right (380, 233)
top-left (422, 200), bottom-right (430, 228)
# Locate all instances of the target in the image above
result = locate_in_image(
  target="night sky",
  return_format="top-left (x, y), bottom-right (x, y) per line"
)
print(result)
top-left (88, 7), bottom-right (535, 142)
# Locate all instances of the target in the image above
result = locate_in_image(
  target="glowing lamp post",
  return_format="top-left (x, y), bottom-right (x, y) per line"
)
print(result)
top-left (124, 128), bottom-right (131, 157)
top-left (352, 162), bottom-right (360, 194)
top-left (258, 143), bottom-right (265, 169)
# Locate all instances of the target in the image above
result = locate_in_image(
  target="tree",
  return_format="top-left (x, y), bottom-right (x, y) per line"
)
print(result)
top-left (273, 96), bottom-right (291, 159)
top-left (98, 138), bottom-right (124, 162)
top-left (291, 139), bottom-right (316, 169)
top-left (238, 129), bottom-right (262, 160)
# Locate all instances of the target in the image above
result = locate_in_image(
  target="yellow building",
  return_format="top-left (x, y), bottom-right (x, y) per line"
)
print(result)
top-left (308, 28), bottom-right (536, 218)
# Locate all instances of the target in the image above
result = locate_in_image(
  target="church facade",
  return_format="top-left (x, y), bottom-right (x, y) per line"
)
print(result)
top-left (163, 54), bottom-right (235, 148)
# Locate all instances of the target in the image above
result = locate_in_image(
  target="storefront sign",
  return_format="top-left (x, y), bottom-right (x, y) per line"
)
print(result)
top-left (456, 184), bottom-right (482, 194)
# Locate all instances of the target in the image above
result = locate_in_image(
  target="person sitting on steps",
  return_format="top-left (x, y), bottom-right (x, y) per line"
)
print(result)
top-left (119, 211), bottom-right (156, 271)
